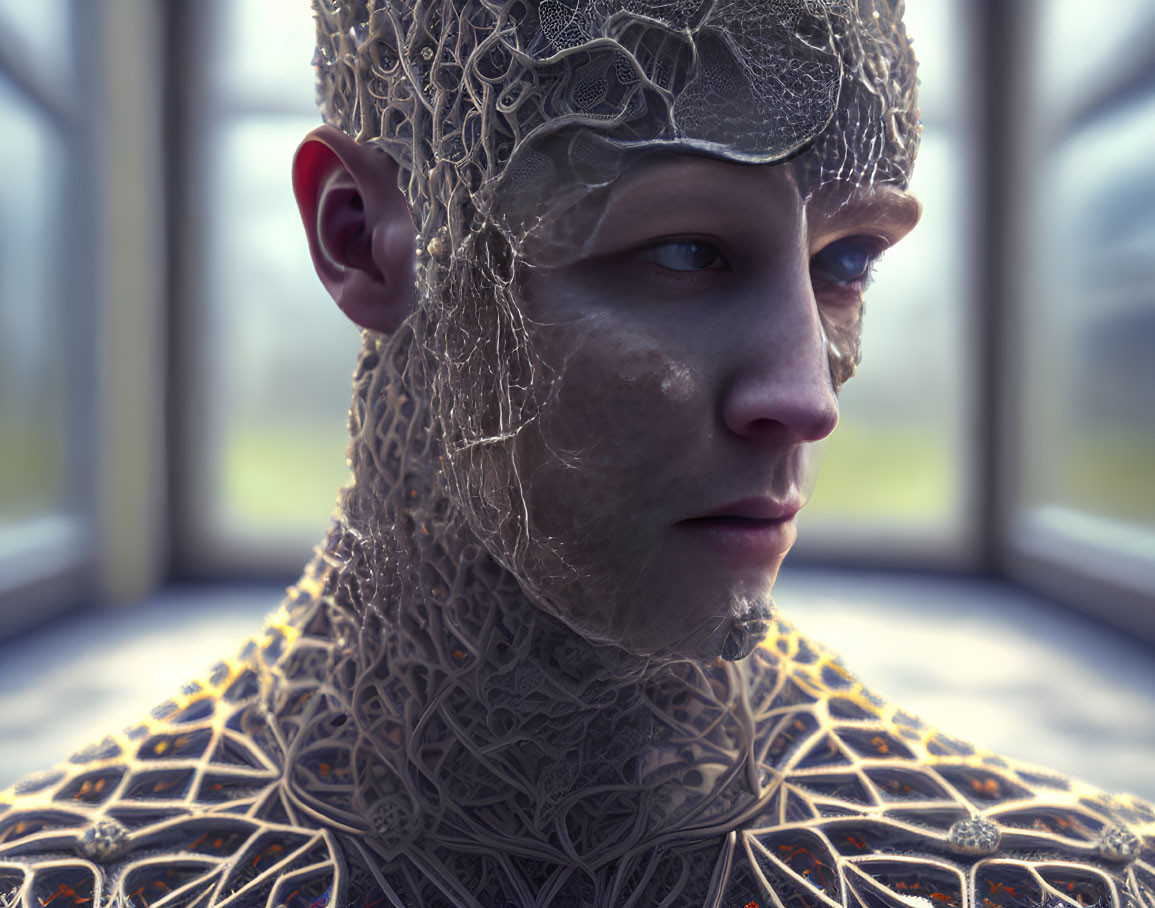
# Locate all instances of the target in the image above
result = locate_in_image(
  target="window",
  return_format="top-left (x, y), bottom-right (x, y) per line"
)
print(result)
top-left (798, 0), bottom-right (977, 565)
top-left (1008, 0), bottom-right (1155, 629)
top-left (176, 1), bottom-right (358, 574)
top-left (0, 0), bottom-right (92, 632)
top-left (0, 0), bottom-right (1149, 639)
top-left (181, 0), bottom-right (982, 573)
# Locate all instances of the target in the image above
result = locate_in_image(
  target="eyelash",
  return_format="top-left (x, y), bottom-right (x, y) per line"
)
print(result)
top-left (636, 239), bottom-right (727, 274)
top-left (636, 235), bottom-right (888, 292)
top-left (810, 235), bottom-right (889, 293)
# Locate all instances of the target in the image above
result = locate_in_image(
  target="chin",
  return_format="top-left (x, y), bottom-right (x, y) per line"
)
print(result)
top-left (608, 591), bottom-right (778, 665)
top-left (717, 607), bottom-right (775, 661)
top-left (524, 549), bottom-right (782, 665)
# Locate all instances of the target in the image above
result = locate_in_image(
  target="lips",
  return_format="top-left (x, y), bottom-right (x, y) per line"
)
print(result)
top-left (689, 497), bottom-right (801, 522)
top-left (676, 497), bottom-right (801, 566)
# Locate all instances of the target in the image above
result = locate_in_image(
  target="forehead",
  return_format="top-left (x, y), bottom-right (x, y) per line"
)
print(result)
top-left (523, 152), bottom-right (919, 263)
top-left (595, 152), bottom-right (803, 216)
top-left (609, 152), bottom-right (919, 218)
top-left (607, 153), bottom-right (801, 207)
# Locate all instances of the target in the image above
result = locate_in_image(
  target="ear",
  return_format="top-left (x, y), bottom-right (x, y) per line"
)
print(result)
top-left (292, 124), bottom-right (417, 333)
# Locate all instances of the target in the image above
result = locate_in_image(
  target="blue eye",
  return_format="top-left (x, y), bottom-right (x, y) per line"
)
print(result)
top-left (639, 240), bottom-right (725, 272)
top-left (811, 236), bottom-right (886, 287)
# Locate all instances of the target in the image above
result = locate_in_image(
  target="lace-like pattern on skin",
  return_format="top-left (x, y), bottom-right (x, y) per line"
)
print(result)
top-left (1, 567), bottom-right (1153, 906)
top-left (307, 0), bottom-right (922, 636)
top-left (6, 2), bottom-right (1150, 907)
top-left (1, 329), bottom-right (1153, 902)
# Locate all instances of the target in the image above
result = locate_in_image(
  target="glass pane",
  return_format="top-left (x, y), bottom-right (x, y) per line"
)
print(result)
top-left (901, 0), bottom-right (966, 125)
top-left (1013, 0), bottom-right (1155, 591)
top-left (1034, 0), bottom-right (1155, 130)
top-left (194, 0), bottom-right (975, 562)
top-left (192, 0), bottom-right (353, 556)
top-left (798, 0), bottom-right (973, 555)
top-left (214, 0), bottom-right (318, 110)
top-left (0, 0), bottom-right (74, 91)
top-left (0, 78), bottom-right (69, 528)
top-left (800, 130), bottom-right (972, 548)
top-left (1017, 95), bottom-right (1155, 545)
top-left (200, 116), bottom-right (358, 547)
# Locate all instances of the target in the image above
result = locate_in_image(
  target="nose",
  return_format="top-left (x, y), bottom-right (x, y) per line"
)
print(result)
top-left (720, 261), bottom-right (840, 444)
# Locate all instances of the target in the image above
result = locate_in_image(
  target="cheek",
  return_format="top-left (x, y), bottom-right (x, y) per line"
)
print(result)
top-left (819, 304), bottom-right (864, 389)
top-left (521, 327), bottom-right (707, 540)
top-left (550, 332), bottom-right (703, 457)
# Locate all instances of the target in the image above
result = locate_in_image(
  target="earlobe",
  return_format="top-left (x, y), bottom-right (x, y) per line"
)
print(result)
top-left (292, 125), bottom-right (417, 333)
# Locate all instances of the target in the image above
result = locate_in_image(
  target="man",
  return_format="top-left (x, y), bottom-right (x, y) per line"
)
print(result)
top-left (1, 1), bottom-right (1151, 906)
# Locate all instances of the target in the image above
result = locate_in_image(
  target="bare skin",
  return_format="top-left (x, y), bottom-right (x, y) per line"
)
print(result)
top-left (513, 154), bottom-right (921, 661)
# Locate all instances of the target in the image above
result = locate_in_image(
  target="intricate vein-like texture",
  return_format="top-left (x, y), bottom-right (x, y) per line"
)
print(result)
top-left (308, 0), bottom-right (923, 627)
top-left (2, 553), bottom-right (1153, 906)
top-left (4, 335), bottom-right (1152, 906)
top-left (2, 348), bottom-right (1153, 907)
top-left (4, 2), bottom-right (1151, 906)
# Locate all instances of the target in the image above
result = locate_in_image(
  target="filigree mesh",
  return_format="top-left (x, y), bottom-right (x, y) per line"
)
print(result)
top-left (2, 581), bottom-right (1153, 906)
top-left (312, 0), bottom-right (921, 660)
top-left (13, 6), bottom-right (1150, 908)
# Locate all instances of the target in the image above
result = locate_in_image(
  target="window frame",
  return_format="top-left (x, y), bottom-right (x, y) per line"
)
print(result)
top-left (0, 0), bottom-right (172, 636)
top-left (3, 1), bottom-right (1149, 642)
top-left (999, 0), bottom-right (1155, 642)
top-left (0, 0), bottom-right (97, 635)
top-left (165, 0), bottom-right (343, 582)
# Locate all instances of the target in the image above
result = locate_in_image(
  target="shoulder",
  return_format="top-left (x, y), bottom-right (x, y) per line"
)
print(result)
top-left (0, 649), bottom-right (347, 908)
top-left (740, 628), bottom-right (1155, 908)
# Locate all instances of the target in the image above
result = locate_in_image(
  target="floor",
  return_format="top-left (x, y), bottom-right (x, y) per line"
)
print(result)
top-left (1, 569), bottom-right (1152, 802)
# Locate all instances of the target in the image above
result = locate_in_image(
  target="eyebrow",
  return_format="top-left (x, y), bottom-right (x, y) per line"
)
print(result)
top-left (590, 157), bottom-right (799, 226)
top-left (808, 183), bottom-right (922, 241)
top-left (605, 158), bottom-right (921, 237)
top-left (529, 158), bottom-right (919, 264)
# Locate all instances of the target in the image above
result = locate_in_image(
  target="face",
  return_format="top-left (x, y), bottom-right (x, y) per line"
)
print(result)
top-left (510, 155), bottom-right (920, 662)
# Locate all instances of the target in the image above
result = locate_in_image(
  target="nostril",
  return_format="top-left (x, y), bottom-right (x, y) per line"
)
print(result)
top-left (726, 396), bottom-right (838, 444)
top-left (743, 417), bottom-right (790, 442)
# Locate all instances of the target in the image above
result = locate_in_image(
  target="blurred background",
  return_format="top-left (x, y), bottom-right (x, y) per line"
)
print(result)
top-left (0, 1), bottom-right (1152, 794)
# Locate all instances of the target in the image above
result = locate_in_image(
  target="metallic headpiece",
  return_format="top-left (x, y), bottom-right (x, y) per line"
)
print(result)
top-left (314, 0), bottom-right (920, 265)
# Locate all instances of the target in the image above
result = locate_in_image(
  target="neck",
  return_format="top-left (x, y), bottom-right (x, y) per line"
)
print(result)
top-left (263, 329), bottom-right (786, 894)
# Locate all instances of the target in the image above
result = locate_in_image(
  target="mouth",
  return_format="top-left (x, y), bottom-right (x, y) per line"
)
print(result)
top-left (675, 499), bottom-right (800, 565)
top-left (691, 497), bottom-right (801, 522)
top-left (684, 515), bottom-right (792, 529)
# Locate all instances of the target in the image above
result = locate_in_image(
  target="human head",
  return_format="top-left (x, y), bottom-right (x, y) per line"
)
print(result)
top-left (294, 0), bottom-right (922, 662)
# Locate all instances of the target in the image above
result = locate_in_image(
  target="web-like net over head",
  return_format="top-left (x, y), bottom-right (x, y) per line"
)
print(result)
top-left (312, 0), bottom-right (921, 658)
